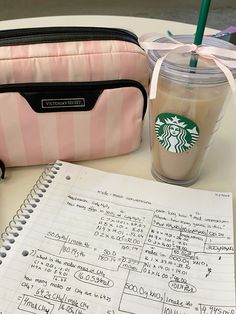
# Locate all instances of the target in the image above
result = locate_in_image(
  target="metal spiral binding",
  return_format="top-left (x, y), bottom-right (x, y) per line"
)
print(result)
top-left (0, 161), bottom-right (63, 264)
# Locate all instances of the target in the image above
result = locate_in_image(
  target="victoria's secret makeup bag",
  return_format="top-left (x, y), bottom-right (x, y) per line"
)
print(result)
top-left (0, 26), bottom-right (150, 167)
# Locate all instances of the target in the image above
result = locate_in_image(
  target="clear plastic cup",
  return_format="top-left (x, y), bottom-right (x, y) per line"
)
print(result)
top-left (148, 35), bottom-right (236, 186)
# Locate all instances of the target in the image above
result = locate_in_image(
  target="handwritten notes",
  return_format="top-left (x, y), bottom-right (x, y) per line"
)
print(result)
top-left (0, 161), bottom-right (235, 313)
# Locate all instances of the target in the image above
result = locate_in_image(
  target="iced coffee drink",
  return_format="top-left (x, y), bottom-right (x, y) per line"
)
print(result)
top-left (148, 36), bottom-right (235, 185)
top-left (150, 77), bottom-right (229, 185)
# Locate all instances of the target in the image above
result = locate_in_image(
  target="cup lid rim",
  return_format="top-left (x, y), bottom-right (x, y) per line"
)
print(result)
top-left (148, 35), bottom-right (236, 83)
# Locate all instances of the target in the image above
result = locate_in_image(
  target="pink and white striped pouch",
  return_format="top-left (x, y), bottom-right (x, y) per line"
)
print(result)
top-left (0, 27), bottom-right (150, 167)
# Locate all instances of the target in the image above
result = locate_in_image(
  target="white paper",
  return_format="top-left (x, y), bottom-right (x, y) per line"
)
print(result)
top-left (0, 161), bottom-right (235, 314)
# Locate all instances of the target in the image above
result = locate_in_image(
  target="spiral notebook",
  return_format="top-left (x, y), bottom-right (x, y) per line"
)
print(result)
top-left (0, 160), bottom-right (235, 314)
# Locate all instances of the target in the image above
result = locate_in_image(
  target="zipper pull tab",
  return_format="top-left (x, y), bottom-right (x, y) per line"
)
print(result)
top-left (0, 160), bottom-right (5, 179)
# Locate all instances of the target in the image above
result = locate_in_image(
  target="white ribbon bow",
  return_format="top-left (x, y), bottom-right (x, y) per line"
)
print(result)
top-left (139, 33), bottom-right (236, 103)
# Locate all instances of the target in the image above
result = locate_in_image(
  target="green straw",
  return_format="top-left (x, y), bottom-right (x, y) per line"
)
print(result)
top-left (190, 0), bottom-right (212, 68)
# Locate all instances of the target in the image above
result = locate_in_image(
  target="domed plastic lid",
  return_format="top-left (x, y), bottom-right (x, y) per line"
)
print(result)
top-left (148, 35), bottom-right (236, 85)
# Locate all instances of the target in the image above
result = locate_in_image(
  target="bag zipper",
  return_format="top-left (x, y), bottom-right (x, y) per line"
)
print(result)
top-left (0, 79), bottom-right (147, 118)
top-left (0, 26), bottom-right (139, 47)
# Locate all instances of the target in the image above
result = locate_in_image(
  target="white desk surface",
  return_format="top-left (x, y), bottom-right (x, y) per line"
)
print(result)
top-left (0, 15), bottom-right (235, 243)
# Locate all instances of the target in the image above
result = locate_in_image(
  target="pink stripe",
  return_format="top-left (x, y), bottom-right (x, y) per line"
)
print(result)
top-left (37, 113), bottom-right (59, 163)
top-left (56, 112), bottom-right (76, 161)
top-left (32, 44), bottom-right (51, 82)
top-left (101, 41), bottom-right (120, 80)
top-left (0, 46), bottom-right (12, 84)
top-left (119, 87), bottom-right (143, 154)
top-left (68, 52), bottom-right (92, 82)
top-left (86, 41), bottom-right (107, 158)
top-left (47, 43), bottom-right (69, 81)
top-left (83, 41), bottom-right (104, 81)
top-left (118, 42), bottom-right (139, 80)
top-left (73, 112), bottom-right (91, 160)
top-left (17, 96), bottom-right (43, 165)
top-left (104, 89), bottom-right (122, 156)
top-left (10, 45), bottom-right (30, 59)
top-left (10, 45), bottom-right (32, 83)
top-left (47, 43), bottom-right (77, 161)
top-left (10, 45), bottom-right (44, 165)
top-left (0, 98), bottom-right (11, 165)
top-left (29, 43), bottom-right (50, 59)
top-left (90, 95), bottom-right (107, 159)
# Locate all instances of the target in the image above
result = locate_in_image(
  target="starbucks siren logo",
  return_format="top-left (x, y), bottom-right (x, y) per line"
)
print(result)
top-left (155, 113), bottom-right (199, 153)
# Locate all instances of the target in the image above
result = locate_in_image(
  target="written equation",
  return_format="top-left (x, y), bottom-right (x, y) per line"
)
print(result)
top-left (3, 191), bottom-right (235, 314)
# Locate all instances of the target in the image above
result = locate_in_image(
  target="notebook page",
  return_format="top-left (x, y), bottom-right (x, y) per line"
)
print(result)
top-left (0, 160), bottom-right (235, 314)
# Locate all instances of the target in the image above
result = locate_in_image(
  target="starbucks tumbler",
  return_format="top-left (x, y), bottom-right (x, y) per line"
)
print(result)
top-left (148, 35), bottom-right (236, 186)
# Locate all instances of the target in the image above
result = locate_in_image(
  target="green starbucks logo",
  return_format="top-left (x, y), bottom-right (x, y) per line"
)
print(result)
top-left (155, 113), bottom-right (199, 153)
